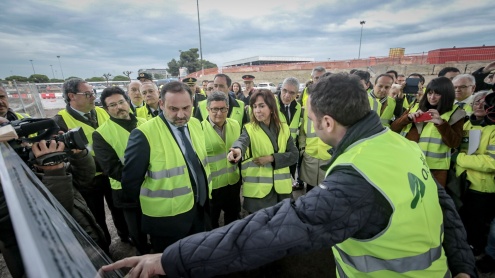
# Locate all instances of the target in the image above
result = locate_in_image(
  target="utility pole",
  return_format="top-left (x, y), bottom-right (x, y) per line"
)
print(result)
top-left (358, 21), bottom-right (366, 59)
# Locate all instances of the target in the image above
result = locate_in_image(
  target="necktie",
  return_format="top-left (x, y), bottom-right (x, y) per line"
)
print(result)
top-left (456, 102), bottom-right (466, 109)
top-left (177, 126), bottom-right (207, 206)
top-left (84, 113), bottom-right (97, 128)
top-left (285, 105), bottom-right (291, 123)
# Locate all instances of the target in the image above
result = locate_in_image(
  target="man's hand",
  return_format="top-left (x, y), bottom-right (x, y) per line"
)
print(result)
top-left (227, 148), bottom-right (241, 163)
top-left (100, 254), bottom-right (165, 278)
top-left (31, 140), bottom-right (65, 171)
top-left (453, 273), bottom-right (470, 278)
top-left (253, 155), bottom-right (273, 166)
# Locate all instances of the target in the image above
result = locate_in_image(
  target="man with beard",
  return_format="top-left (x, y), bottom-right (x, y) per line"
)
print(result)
top-left (121, 81), bottom-right (212, 253)
top-left (93, 87), bottom-right (150, 255)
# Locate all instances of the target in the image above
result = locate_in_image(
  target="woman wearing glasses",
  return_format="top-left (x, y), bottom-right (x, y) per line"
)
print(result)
top-left (227, 89), bottom-right (298, 213)
top-left (454, 91), bottom-right (495, 258)
top-left (391, 77), bottom-right (465, 187)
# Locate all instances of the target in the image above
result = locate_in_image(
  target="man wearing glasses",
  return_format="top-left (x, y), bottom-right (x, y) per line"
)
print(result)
top-left (277, 77), bottom-right (303, 189)
top-left (93, 87), bottom-right (149, 255)
top-left (201, 91), bottom-right (242, 228)
top-left (452, 74), bottom-right (477, 116)
top-left (194, 73), bottom-right (248, 129)
top-left (54, 78), bottom-right (130, 251)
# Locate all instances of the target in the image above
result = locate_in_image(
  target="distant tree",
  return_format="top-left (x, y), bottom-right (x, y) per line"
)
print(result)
top-left (166, 48), bottom-right (217, 77)
top-left (112, 75), bottom-right (129, 81)
top-left (28, 74), bottom-right (50, 83)
top-left (49, 78), bottom-right (65, 83)
top-left (103, 73), bottom-right (112, 86)
top-left (153, 73), bottom-right (165, 80)
top-left (86, 77), bottom-right (106, 82)
top-left (167, 59), bottom-right (180, 76)
top-left (123, 71), bottom-right (132, 81)
top-left (5, 75), bottom-right (29, 82)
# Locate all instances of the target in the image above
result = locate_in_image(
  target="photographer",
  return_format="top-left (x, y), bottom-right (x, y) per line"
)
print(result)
top-left (0, 125), bottom-right (107, 277)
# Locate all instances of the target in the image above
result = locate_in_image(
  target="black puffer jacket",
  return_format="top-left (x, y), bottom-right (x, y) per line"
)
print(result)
top-left (162, 112), bottom-right (477, 278)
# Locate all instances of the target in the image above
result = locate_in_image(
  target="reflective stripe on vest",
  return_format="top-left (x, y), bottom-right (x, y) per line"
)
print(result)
top-left (401, 105), bottom-right (457, 170)
top-left (202, 118), bottom-right (241, 190)
top-left (138, 117), bottom-right (212, 217)
top-left (302, 109), bottom-right (332, 160)
top-left (327, 129), bottom-right (447, 277)
top-left (95, 117), bottom-right (146, 190)
top-left (241, 123), bottom-right (292, 197)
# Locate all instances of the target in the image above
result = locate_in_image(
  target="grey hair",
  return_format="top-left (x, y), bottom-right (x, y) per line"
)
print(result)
top-left (311, 66), bottom-right (326, 76)
top-left (140, 81), bottom-right (158, 92)
top-left (282, 77), bottom-right (300, 90)
top-left (452, 74), bottom-right (475, 85)
top-left (63, 78), bottom-right (87, 103)
top-left (207, 91), bottom-right (228, 107)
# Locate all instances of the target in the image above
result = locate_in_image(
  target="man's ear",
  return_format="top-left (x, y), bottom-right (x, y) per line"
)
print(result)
top-left (321, 114), bottom-right (335, 133)
top-left (158, 99), bottom-right (164, 110)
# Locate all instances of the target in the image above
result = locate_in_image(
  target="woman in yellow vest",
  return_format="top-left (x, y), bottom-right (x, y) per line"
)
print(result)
top-left (391, 77), bottom-right (465, 187)
top-left (228, 89), bottom-right (298, 213)
top-left (455, 91), bottom-right (495, 256)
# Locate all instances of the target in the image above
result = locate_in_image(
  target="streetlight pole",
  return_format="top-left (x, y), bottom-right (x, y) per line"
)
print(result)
top-left (50, 65), bottom-right (55, 79)
top-left (29, 60), bottom-right (36, 74)
top-left (57, 55), bottom-right (65, 80)
top-left (196, 0), bottom-right (204, 75)
top-left (358, 21), bottom-right (366, 59)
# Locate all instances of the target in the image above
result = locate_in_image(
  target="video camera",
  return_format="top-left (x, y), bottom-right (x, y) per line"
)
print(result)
top-left (2, 118), bottom-right (88, 165)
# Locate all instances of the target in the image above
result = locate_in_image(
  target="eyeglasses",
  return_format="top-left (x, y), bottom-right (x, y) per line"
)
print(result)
top-left (208, 107), bottom-right (228, 113)
top-left (454, 85), bottom-right (473, 90)
top-left (281, 89), bottom-right (297, 95)
top-left (106, 99), bottom-right (127, 109)
top-left (75, 91), bottom-right (96, 98)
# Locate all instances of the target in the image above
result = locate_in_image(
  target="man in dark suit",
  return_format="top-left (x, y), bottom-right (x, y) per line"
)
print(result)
top-left (121, 81), bottom-right (211, 253)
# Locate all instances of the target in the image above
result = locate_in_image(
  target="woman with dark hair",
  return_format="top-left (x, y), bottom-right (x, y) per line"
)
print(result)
top-left (231, 82), bottom-right (242, 98)
top-left (391, 77), bottom-right (465, 187)
top-left (227, 89), bottom-right (298, 212)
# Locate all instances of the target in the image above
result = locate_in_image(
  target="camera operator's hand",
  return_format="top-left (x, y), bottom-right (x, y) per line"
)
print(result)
top-left (32, 140), bottom-right (65, 171)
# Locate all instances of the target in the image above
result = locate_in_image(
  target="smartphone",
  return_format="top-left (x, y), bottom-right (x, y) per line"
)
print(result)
top-left (404, 78), bottom-right (421, 94)
top-left (414, 113), bottom-right (432, 123)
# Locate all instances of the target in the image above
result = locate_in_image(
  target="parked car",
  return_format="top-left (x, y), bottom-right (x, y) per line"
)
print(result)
top-left (256, 82), bottom-right (277, 93)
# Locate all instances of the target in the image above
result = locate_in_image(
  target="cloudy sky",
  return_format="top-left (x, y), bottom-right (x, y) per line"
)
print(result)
top-left (0, 0), bottom-right (492, 80)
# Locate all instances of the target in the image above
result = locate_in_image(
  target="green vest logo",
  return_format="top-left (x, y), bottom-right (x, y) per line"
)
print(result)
top-left (408, 172), bottom-right (426, 209)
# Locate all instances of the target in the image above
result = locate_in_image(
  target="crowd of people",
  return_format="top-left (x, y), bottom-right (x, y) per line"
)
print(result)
top-left (1, 61), bottom-right (495, 277)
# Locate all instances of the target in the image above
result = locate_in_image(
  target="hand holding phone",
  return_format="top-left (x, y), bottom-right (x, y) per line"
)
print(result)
top-left (414, 112), bottom-right (432, 123)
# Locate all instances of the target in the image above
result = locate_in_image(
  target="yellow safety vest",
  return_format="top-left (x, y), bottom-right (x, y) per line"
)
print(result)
top-left (197, 99), bottom-right (245, 126)
top-left (241, 123), bottom-right (292, 198)
top-left (278, 102), bottom-right (302, 139)
top-left (456, 122), bottom-right (495, 193)
top-left (136, 105), bottom-right (155, 121)
top-left (57, 106), bottom-right (109, 156)
top-left (400, 105), bottom-right (459, 170)
top-left (202, 118), bottom-right (241, 190)
top-left (138, 117), bottom-right (212, 217)
top-left (302, 109), bottom-right (331, 160)
top-left (301, 87), bottom-right (309, 107)
top-left (95, 117), bottom-right (147, 190)
top-left (327, 129), bottom-right (448, 277)
top-left (368, 94), bottom-right (396, 127)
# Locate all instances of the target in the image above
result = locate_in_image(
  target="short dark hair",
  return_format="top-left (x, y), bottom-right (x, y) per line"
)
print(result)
top-left (438, 67), bottom-right (460, 77)
top-left (160, 81), bottom-right (193, 100)
top-left (62, 78), bottom-right (87, 103)
top-left (249, 89), bottom-right (282, 134)
top-left (398, 74), bottom-right (405, 78)
top-left (408, 73), bottom-right (425, 84)
top-left (386, 70), bottom-right (398, 79)
top-left (214, 74), bottom-right (232, 87)
top-left (310, 73), bottom-right (370, 127)
top-left (352, 70), bottom-right (370, 83)
top-left (419, 77), bottom-right (455, 115)
top-left (374, 74), bottom-right (394, 84)
top-left (100, 86), bottom-right (129, 107)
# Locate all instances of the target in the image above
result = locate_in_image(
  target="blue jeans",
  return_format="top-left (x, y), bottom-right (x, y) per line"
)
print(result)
top-left (486, 218), bottom-right (495, 259)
